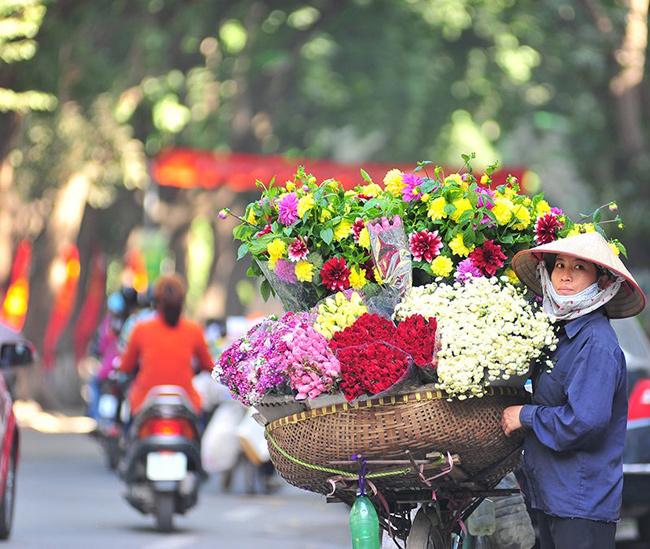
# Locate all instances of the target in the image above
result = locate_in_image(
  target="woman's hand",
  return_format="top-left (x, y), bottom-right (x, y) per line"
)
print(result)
top-left (502, 405), bottom-right (524, 436)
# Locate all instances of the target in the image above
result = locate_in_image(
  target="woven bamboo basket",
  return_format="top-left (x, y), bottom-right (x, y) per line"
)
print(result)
top-left (265, 385), bottom-right (529, 502)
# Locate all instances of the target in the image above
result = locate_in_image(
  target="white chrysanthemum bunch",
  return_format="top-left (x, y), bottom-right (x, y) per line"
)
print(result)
top-left (394, 276), bottom-right (557, 399)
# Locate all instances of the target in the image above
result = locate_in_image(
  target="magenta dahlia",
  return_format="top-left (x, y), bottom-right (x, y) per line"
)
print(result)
top-left (277, 192), bottom-right (299, 226)
top-left (455, 258), bottom-right (483, 282)
top-left (401, 173), bottom-right (423, 202)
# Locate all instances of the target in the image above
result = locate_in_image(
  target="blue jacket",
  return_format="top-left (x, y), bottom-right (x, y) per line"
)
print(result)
top-left (518, 308), bottom-right (627, 522)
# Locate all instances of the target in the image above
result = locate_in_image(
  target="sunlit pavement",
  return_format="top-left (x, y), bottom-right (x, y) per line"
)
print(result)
top-left (13, 399), bottom-right (96, 434)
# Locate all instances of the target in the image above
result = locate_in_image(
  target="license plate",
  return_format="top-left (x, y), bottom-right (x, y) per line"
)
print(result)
top-left (98, 394), bottom-right (118, 418)
top-left (146, 452), bottom-right (187, 481)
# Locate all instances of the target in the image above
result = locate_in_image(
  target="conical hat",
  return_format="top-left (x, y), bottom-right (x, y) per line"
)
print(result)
top-left (511, 232), bottom-right (646, 319)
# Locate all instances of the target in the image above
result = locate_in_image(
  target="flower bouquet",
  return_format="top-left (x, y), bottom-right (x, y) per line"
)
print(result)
top-left (213, 155), bottom-right (625, 505)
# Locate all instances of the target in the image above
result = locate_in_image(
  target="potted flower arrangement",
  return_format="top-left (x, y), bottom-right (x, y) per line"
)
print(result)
top-left (216, 154), bottom-right (624, 410)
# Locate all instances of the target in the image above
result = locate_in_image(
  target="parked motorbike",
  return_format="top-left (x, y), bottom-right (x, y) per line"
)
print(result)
top-left (119, 385), bottom-right (205, 532)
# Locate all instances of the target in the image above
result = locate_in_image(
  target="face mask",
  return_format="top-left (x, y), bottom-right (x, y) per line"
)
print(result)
top-left (548, 282), bottom-right (600, 304)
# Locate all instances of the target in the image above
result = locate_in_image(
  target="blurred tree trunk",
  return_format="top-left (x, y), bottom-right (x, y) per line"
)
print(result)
top-left (609, 0), bottom-right (648, 163)
top-left (19, 173), bottom-right (90, 406)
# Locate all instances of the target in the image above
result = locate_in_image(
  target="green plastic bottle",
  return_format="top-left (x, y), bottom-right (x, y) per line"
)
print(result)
top-left (349, 495), bottom-right (381, 549)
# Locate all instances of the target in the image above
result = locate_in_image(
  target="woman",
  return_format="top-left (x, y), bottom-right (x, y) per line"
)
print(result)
top-left (502, 232), bottom-right (646, 549)
top-left (119, 273), bottom-right (214, 416)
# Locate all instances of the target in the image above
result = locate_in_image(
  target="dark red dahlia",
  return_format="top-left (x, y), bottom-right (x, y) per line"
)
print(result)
top-left (288, 236), bottom-right (309, 261)
top-left (320, 257), bottom-right (351, 291)
top-left (351, 218), bottom-right (366, 243)
top-left (256, 224), bottom-right (272, 237)
top-left (469, 240), bottom-right (507, 277)
top-left (534, 213), bottom-right (564, 245)
top-left (409, 229), bottom-right (443, 262)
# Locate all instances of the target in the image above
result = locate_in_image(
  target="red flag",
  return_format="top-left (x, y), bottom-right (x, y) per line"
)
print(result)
top-left (42, 244), bottom-right (81, 370)
top-left (72, 251), bottom-right (107, 361)
top-left (1, 239), bottom-right (32, 331)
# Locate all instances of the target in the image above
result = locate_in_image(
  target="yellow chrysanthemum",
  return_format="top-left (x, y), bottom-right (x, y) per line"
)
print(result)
top-left (447, 173), bottom-right (470, 191)
top-left (431, 255), bottom-right (454, 277)
top-left (450, 197), bottom-right (473, 222)
top-left (449, 233), bottom-right (474, 257)
top-left (609, 243), bottom-right (620, 256)
top-left (567, 223), bottom-right (596, 237)
top-left (492, 197), bottom-right (514, 225)
top-left (480, 174), bottom-right (490, 185)
top-left (383, 169), bottom-right (405, 197)
top-left (334, 219), bottom-right (353, 241)
top-left (320, 209), bottom-right (332, 222)
top-left (504, 268), bottom-right (519, 285)
top-left (349, 266), bottom-right (368, 289)
top-left (427, 196), bottom-right (448, 221)
top-left (535, 200), bottom-right (551, 217)
top-left (285, 181), bottom-right (296, 192)
top-left (502, 187), bottom-right (517, 200)
top-left (445, 173), bottom-right (464, 188)
top-left (358, 227), bottom-right (370, 249)
top-left (297, 194), bottom-right (315, 218)
top-left (267, 239), bottom-right (287, 261)
top-left (373, 268), bottom-right (383, 284)
top-left (511, 205), bottom-right (532, 231)
top-left (359, 183), bottom-right (382, 197)
top-left (420, 193), bottom-right (430, 202)
top-left (295, 260), bottom-right (315, 282)
top-left (246, 209), bottom-right (257, 225)
top-left (522, 197), bottom-right (532, 207)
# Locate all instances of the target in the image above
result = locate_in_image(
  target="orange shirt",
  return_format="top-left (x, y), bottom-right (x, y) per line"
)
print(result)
top-left (119, 314), bottom-right (214, 414)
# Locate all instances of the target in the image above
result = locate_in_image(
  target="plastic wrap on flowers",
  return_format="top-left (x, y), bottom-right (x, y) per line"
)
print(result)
top-left (257, 259), bottom-right (320, 312)
top-left (367, 215), bottom-right (412, 313)
top-left (337, 341), bottom-right (419, 401)
top-left (330, 312), bottom-right (440, 399)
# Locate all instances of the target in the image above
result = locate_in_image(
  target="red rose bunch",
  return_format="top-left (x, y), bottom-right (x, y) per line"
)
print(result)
top-left (337, 342), bottom-right (410, 401)
top-left (330, 313), bottom-right (396, 350)
top-left (394, 314), bottom-right (438, 367)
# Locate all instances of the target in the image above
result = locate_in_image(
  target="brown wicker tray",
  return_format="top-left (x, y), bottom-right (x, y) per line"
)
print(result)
top-left (265, 385), bottom-right (529, 502)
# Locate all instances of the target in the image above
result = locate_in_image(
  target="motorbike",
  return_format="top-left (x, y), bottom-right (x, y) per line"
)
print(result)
top-left (119, 385), bottom-right (205, 532)
top-left (94, 375), bottom-right (125, 470)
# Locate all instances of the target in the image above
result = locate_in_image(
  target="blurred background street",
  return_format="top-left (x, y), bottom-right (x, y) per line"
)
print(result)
top-left (10, 406), bottom-right (351, 549)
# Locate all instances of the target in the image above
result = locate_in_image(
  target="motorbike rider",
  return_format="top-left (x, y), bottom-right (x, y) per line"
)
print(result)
top-left (118, 273), bottom-right (214, 422)
top-left (86, 291), bottom-right (127, 422)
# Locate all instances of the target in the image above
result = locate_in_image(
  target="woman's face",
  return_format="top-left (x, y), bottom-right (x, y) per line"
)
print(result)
top-left (550, 254), bottom-right (599, 295)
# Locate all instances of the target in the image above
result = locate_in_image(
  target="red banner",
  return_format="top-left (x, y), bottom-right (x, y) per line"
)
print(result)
top-left (151, 148), bottom-right (527, 193)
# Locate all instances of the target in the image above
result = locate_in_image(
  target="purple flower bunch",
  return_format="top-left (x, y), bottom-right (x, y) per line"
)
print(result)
top-left (213, 314), bottom-right (297, 406)
top-left (213, 312), bottom-right (339, 405)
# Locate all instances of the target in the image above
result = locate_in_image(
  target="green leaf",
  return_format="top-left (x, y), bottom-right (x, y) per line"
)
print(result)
top-left (593, 209), bottom-right (602, 224)
top-left (360, 168), bottom-right (372, 183)
top-left (260, 279), bottom-right (272, 301)
top-left (320, 227), bottom-right (334, 245)
top-left (463, 226), bottom-right (475, 246)
top-left (237, 243), bottom-right (249, 260)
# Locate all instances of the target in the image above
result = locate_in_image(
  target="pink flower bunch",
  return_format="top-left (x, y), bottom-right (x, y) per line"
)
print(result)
top-left (366, 214), bottom-right (403, 235)
top-left (283, 319), bottom-right (340, 400)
